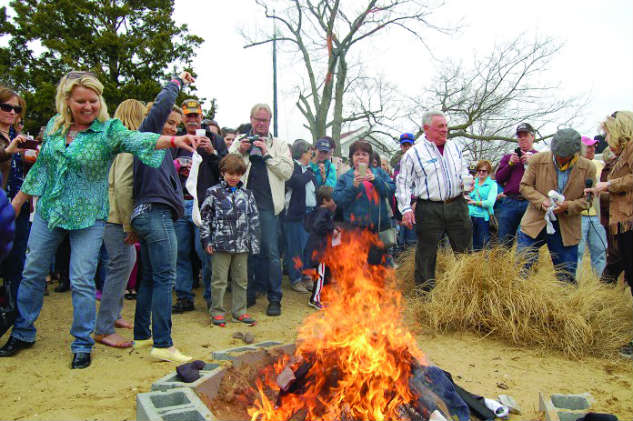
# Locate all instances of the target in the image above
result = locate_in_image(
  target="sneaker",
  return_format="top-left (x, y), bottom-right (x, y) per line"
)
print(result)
top-left (308, 300), bottom-right (323, 310)
top-left (620, 341), bottom-right (633, 359)
top-left (290, 281), bottom-right (310, 294)
top-left (211, 315), bottom-right (226, 327)
top-left (302, 278), bottom-right (314, 292)
top-left (233, 313), bottom-right (256, 326)
top-left (150, 347), bottom-right (192, 363)
top-left (172, 298), bottom-right (194, 314)
top-left (266, 301), bottom-right (281, 316)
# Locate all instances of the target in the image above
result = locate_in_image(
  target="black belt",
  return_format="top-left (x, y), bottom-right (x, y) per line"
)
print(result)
top-left (505, 195), bottom-right (526, 201)
top-left (418, 196), bottom-right (461, 204)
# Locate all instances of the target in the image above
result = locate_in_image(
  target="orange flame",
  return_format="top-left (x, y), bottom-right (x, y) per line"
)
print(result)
top-left (248, 230), bottom-right (426, 421)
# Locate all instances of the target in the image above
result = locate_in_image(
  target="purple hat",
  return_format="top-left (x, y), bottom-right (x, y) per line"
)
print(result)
top-left (581, 136), bottom-right (598, 146)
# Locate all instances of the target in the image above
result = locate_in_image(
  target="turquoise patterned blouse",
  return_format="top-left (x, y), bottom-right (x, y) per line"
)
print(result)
top-left (21, 116), bottom-right (164, 230)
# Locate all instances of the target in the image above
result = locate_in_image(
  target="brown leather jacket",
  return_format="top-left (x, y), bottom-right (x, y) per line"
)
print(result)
top-left (606, 141), bottom-right (633, 235)
top-left (519, 151), bottom-right (594, 246)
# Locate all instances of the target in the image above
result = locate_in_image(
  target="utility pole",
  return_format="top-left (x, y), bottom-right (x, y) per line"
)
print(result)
top-left (272, 13), bottom-right (279, 137)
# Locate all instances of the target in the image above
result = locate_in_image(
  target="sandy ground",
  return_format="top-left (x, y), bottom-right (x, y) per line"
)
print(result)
top-left (0, 281), bottom-right (631, 420)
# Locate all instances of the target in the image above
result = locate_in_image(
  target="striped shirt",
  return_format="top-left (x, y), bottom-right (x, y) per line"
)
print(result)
top-left (395, 136), bottom-right (468, 215)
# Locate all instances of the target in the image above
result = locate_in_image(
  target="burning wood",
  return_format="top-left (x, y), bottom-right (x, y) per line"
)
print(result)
top-left (248, 231), bottom-right (449, 421)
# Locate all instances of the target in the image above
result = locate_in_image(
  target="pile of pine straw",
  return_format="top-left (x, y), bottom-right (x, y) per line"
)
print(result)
top-left (396, 246), bottom-right (632, 359)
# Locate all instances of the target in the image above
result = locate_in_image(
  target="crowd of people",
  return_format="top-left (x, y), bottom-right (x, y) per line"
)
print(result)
top-left (0, 72), bottom-right (632, 369)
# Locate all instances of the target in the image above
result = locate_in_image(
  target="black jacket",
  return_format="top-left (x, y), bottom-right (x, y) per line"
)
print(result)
top-left (285, 161), bottom-right (316, 222)
top-left (304, 206), bottom-right (335, 267)
top-left (133, 80), bottom-right (184, 219)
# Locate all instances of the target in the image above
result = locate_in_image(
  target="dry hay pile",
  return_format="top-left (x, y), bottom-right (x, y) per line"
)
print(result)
top-left (396, 246), bottom-right (633, 359)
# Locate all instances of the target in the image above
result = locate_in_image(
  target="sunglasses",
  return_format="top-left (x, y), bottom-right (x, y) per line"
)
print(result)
top-left (66, 71), bottom-right (97, 79)
top-left (477, 169), bottom-right (489, 173)
top-left (0, 103), bottom-right (23, 114)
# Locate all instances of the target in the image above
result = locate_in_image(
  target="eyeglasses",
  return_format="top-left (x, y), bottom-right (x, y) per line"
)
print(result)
top-left (0, 103), bottom-right (23, 114)
top-left (66, 71), bottom-right (97, 79)
top-left (252, 117), bottom-right (270, 124)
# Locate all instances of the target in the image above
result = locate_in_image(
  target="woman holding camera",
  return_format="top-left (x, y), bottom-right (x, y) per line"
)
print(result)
top-left (0, 87), bottom-right (31, 321)
top-left (333, 140), bottom-right (395, 264)
top-left (0, 72), bottom-right (200, 369)
top-left (466, 160), bottom-right (498, 250)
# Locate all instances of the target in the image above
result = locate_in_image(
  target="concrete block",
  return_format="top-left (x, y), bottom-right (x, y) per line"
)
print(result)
top-left (136, 388), bottom-right (215, 421)
top-left (539, 392), bottom-right (592, 421)
top-left (550, 394), bottom-right (591, 410)
top-left (253, 340), bottom-right (282, 348)
top-left (152, 363), bottom-right (221, 392)
top-left (211, 345), bottom-right (258, 361)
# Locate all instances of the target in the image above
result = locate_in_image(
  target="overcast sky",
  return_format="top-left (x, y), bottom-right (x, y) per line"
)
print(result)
top-left (173, 0), bottom-right (633, 145)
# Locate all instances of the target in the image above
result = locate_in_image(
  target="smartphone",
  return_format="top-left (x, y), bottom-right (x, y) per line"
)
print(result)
top-left (358, 162), bottom-right (368, 175)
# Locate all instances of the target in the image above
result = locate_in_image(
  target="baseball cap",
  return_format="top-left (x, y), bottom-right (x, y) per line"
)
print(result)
top-left (316, 138), bottom-right (331, 152)
top-left (581, 135), bottom-right (598, 146)
top-left (551, 128), bottom-right (581, 158)
top-left (516, 123), bottom-right (535, 135)
top-left (181, 99), bottom-right (202, 115)
top-left (399, 132), bottom-right (415, 144)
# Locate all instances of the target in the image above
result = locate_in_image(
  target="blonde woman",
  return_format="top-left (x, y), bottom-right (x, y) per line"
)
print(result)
top-left (585, 110), bottom-right (633, 357)
top-left (0, 71), bottom-right (200, 369)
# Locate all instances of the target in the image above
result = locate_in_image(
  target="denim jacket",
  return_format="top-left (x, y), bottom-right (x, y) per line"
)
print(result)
top-left (199, 181), bottom-right (261, 254)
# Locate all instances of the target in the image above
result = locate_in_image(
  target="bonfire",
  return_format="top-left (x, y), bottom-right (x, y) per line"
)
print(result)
top-left (247, 231), bottom-right (440, 421)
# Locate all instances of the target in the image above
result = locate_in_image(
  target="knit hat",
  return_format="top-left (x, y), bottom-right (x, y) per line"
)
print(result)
top-left (551, 128), bottom-right (581, 157)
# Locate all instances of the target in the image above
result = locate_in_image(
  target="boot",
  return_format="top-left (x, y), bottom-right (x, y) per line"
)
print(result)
top-left (54, 274), bottom-right (70, 293)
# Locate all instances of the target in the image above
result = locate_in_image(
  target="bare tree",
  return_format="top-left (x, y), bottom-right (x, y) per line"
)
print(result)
top-left (243, 0), bottom-right (449, 155)
top-left (407, 35), bottom-right (588, 149)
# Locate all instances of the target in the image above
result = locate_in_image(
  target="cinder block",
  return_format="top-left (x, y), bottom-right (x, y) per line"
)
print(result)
top-left (152, 363), bottom-right (221, 392)
top-left (137, 388), bottom-right (215, 421)
top-left (211, 345), bottom-right (258, 361)
top-left (539, 392), bottom-right (592, 421)
top-left (212, 342), bottom-right (293, 369)
top-left (550, 394), bottom-right (591, 410)
top-left (254, 340), bottom-right (282, 348)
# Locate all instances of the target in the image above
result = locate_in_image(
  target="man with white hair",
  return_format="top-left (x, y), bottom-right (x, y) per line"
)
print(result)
top-left (395, 111), bottom-right (472, 291)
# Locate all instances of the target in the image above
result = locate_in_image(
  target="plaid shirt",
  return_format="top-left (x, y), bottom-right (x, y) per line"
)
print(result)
top-left (200, 181), bottom-right (260, 254)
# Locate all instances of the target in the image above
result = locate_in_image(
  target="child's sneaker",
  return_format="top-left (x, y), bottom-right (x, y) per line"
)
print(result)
top-left (211, 315), bottom-right (226, 327)
top-left (308, 300), bottom-right (323, 310)
top-left (233, 313), bottom-right (256, 326)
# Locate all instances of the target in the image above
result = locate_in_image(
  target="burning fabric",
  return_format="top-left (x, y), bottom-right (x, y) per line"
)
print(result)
top-left (247, 230), bottom-right (463, 421)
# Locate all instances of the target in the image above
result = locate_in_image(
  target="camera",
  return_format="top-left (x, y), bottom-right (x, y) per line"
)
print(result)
top-left (242, 134), bottom-right (263, 160)
top-left (21, 135), bottom-right (40, 150)
top-left (515, 147), bottom-right (523, 158)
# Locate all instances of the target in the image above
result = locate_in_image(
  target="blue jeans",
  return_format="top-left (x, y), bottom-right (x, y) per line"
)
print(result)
top-left (96, 223), bottom-right (136, 336)
top-left (496, 197), bottom-right (528, 247)
top-left (0, 204), bottom-right (30, 306)
top-left (398, 223), bottom-right (417, 247)
top-left (577, 215), bottom-right (607, 277)
top-left (131, 205), bottom-right (178, 348)
top-left (11, 213), bottom-right (105, 353)
top-left (174, 199), bottom-right (211, 303)
top-left (248, 209), bottom-right (282, 303)
top-left (516, 223), bottom-right (578, 283)
top-left (471, 216), bottom-right (490, 251)
top-left (284, 220), bottom-right (310, 284)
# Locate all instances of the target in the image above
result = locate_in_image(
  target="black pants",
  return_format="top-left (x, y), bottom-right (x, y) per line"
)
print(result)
top-left (615, 230), bottom-right (633, 295)
top-left (601, 230), bottom-right (625, 285)
top-left (414, 197), bottom-right (472, 291)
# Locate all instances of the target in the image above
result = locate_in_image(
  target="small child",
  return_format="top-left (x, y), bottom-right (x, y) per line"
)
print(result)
top-left (200, 154), bottom-right (260, 327)
top-left (303, 186), bottom-right (337, 310)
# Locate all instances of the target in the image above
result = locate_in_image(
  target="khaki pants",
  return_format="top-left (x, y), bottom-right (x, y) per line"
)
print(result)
top-left (210, 252), bottom-right (248, 317)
